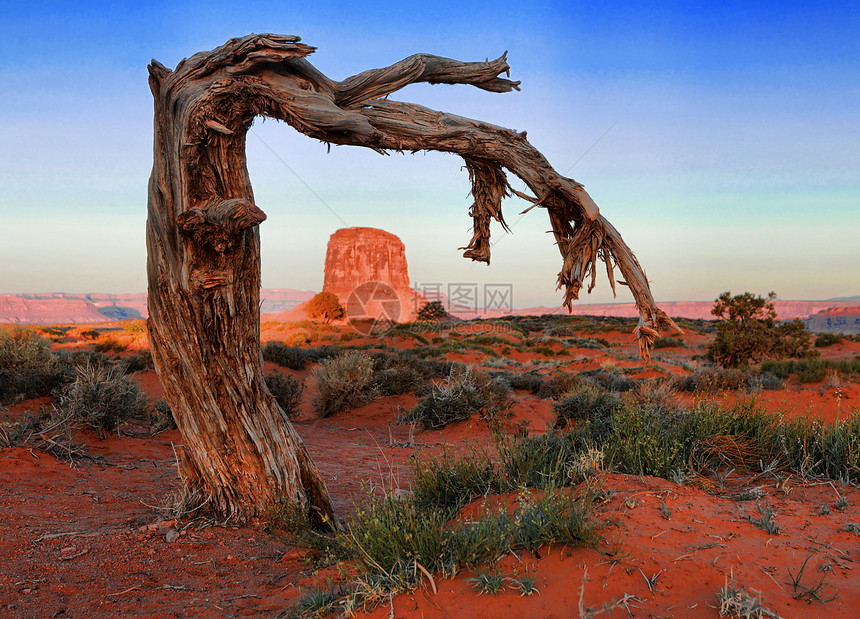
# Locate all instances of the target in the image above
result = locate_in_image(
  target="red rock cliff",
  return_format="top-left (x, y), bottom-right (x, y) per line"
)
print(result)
top-left (322, 227), bottom-right (425, 322)
top-left (323, 228), bottom-right (411, 293)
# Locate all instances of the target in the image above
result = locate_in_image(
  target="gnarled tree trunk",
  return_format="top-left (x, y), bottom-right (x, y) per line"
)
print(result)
top-left (146, 34), bottom-right (678, 523)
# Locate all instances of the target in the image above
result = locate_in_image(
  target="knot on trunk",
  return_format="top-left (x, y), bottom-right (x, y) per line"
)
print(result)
top-left (177, 198), bottom-right (267, 251)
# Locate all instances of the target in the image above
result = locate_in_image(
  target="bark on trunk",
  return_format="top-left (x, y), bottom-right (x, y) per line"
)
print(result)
top-left (146, 34), bottom-right (678, 523)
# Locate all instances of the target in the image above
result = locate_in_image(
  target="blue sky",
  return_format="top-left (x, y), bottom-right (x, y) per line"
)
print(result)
top-left (1, 1), bottom-right (857, 306)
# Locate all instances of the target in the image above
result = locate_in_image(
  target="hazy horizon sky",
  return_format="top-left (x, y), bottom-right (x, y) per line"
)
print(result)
top-left (1, 1), bottom-right (858, 307)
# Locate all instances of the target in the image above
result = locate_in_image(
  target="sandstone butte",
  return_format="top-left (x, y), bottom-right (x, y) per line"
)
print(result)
top-left (279, 227), bottom-right (427, 323)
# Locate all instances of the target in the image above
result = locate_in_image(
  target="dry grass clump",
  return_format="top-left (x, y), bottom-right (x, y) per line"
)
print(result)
top-left (718, 570), bottom-right (781, 618)
top-left (0, 407), bottom-right (85, 460)
top-left (311, 351), bottom-right (378, 417)
top-left (56, 363), bottom-right (150, 437)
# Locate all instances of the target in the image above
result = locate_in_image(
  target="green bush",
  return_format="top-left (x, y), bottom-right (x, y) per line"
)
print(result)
top-left (707, 291), bottom-right (816, 368)
top-left (265, 371), bottom-right (305, 420)
top-left (501, 371), bottom-right (545, 395)
top-left (262, 341), bottom-right (307, 370)
top-left (538, 371), bottom-right (583, 399)
top-left (653, 336), bottom-right (685, 349)
top-left (303, 345), bottom-right (341, 363)
top-left (335, 485), bottom-right (594, 590)
top-left (760, 357), bottom-right (860, 383)
top-left (0, 326), bottom-right (64, 401)
top-left (56, 363), bottom-right (150, 437)
top-left (814, 332), bottom-right (843, 348)
top-left (581, 368), bottom-right (637, 392)
top-left (310, 351), bottom-right (378, 417)
top-left (553, 384), bottom-right (621, 434)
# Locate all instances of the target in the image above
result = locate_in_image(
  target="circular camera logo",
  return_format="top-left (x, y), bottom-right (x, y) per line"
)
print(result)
top-left (346, 281), bottom-right (401, 335)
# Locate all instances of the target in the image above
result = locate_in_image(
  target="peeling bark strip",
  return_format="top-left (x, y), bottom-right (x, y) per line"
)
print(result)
top-left (146, 34), bottom-right (678, 522)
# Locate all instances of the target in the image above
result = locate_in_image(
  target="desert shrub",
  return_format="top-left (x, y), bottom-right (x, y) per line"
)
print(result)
top-left (265, 371), bottom-right (305, 420)
top-left (281, 586), bottom-right (346, 619)
top-left (707, 291), bottom-right (816, 368)
top-left (123, 350), bottom-right (153, 373)
top-left (0, 326), bottom-right (65, 401)
top-left (416, 300), bottom-right (448, 321)
top-left (630, 378), bottom-right (679, 412)
top-left (303, 345), bottom-right (341, 363)
top-left (410, 337), bottom-right (501, 359)
top-left (306, 292), bottom-right (345, 324)
top-left (262, 341), bottom-right (307, 370)
top-left (79, 329), bottom-right (101, 340)
top-left (411, 433), bottom-right (590, 516)
top-left (760, 357), bottom-right (860, 383)
top-left (503, 371), bottom-right (546, 395)
top-left (56, 363), bottom-right (150, 437)
top-left (553, 384), bottom-right (621, 436)
top-left (93, 335), bottom-right (128, 353)
top-left (0, 407), bottom-right (84, 459)
top-left (400, 366), bottom-right (510, 429)
top-left (814, 332), bottom-right (843, 348)
top-left (564, 336), bottom-right (610, 350)
top-left (311, 351), bottom-right (378, 417)
top-left (122, 320), bottom-right (146, 334)
top-left (745, 371), bottom-right (784, 392)
top-left (150, 398), bottom-right (177, 434)
top-left (608, 402), bottom-right (691, 477)
top-left (581, 368), bottom-right (637, 392)
top-left (370, 354), bottom-right (425, 396)
top-left (538, 371), bottom-right (583, 399)
top-left (653, 336), bottom-right (685, 349)
top-left (672, 367), bottom-right (748, 394)
top-left (400, 354), bottom-right (457, 379)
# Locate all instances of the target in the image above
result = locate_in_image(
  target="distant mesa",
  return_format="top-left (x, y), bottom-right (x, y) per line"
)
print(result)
top-left (806, 306), bottom-right (860, 335)
top-left (0, 294), bottom-right (107, 325)
top-left (0, 291), bottom-right (315, 325)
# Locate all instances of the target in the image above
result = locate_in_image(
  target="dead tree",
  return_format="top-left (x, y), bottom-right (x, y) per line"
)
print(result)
top-left (146, 34), bottom-right (679, 523)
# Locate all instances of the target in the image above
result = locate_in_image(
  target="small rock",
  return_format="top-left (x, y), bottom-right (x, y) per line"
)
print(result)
top-left (165, 529), bottom-right (179, 543)
top-left (280, 548), bottom-right (307, 562)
